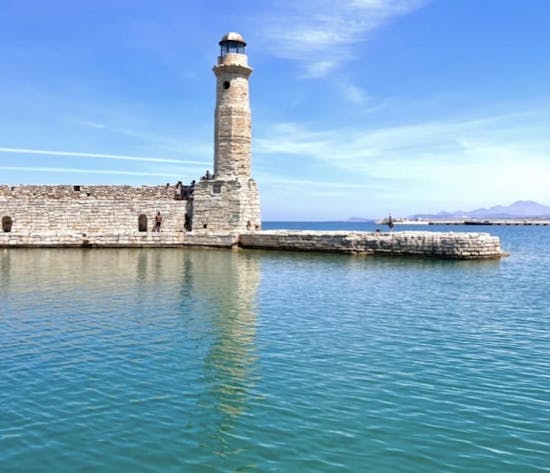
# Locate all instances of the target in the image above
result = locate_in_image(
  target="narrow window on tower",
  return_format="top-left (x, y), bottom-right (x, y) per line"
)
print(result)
top-left (223, 81), bottom-right (230, 90)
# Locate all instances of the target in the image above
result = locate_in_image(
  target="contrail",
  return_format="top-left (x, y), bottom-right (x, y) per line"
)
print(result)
top-left (0, 166), bottom-right (188, 178)
top-left (0, 147), bottom-right (205, 165)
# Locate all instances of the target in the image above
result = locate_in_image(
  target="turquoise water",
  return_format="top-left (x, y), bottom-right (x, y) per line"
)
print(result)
top-left (1, 224), bottom-right (549, 472)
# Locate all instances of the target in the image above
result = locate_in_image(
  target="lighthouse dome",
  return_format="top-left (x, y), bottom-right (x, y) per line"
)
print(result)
top-left (219, 32), bottom-right (246, 46)
top-left (219, 32), bottom-right (247, 55)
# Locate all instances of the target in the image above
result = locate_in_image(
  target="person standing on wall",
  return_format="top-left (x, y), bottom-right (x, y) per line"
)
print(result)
top-left (153, 211), bottom-right (162, 232)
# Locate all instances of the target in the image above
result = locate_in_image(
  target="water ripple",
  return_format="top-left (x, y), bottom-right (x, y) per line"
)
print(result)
top-left (1, 235), bottom-right (549, 472)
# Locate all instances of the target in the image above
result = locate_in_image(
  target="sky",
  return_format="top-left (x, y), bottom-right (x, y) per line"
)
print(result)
top-left (1, 0), bottom-right (550, 220)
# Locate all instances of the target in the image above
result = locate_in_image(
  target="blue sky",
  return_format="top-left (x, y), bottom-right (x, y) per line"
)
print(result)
top-left (1, 0), bottom-right (550, 220)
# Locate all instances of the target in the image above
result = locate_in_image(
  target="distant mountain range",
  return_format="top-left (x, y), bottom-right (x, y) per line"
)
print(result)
top-left (409, 200), bottom-right (550, 219)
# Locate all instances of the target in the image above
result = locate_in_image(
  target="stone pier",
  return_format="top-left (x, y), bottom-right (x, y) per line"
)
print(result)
top-left (0, 230), bottom-right (505, 259)
top-left (0, 232), bottom-right (239, 249)
top-left (239, 230), bottom-right (505, 259)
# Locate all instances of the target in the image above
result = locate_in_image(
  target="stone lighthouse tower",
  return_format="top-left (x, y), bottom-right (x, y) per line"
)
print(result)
top-left (190, 32), bottom-right (261, 233)
top-left (214, 32), bottom-right (252, 179)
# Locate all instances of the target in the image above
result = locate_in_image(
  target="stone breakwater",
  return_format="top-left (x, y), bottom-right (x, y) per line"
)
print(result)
top-left (0, 230), bottom-right (505, 259)
top-left (239, 230), bottom-right (505, 259)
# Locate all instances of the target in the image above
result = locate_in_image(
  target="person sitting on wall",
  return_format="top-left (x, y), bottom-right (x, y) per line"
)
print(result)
top-left (205, 170), bottom-right (211, 180)
top-left (153, 211), bottom-right (162, 232)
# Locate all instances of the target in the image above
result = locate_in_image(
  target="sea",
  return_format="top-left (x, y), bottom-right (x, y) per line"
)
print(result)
top-left (1, 223), bottom-right (548, 472)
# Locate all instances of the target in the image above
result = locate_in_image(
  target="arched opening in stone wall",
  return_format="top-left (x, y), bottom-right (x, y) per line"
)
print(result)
top-left (138, 214), bottom-right (148, 232)
top-left (2, 216), bottom-right (13, 233)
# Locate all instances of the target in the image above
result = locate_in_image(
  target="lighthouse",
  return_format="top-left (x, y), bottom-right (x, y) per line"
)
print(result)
top-left (213, 32), bottom-right (253, 179)
top-left (189, 33), bottom-right (261, 233)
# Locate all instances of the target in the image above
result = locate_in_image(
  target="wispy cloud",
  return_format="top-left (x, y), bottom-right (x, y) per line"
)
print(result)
top-left (254, 108), bottom-right (550, 213)
top-left (255, 173), bottom-right (382, 190)
top-left (73, 119), bottom-right (150, 140)
top-left (0, 147), bottom-right (205, 165)
top-left (0, 166), bottom-right (182, 178)
top-left (79, 120), bottom-right (106, 129)
top-left (256, 110), bottom-right (550, 170)
top-left (339, 81), bottom-right (370, 105)
top-left (261, 0), bottom-right (428, 77)
top-left (69, 117), bottom-right (213, 159)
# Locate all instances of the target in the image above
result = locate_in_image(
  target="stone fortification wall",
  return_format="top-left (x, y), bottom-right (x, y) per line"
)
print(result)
top-left (0, 184), bottom-right (178, 200)
top-left (0, 185), bottom-right (187, 234)
top-left (239, 230), bottom-right (504, 259)
top-left (191, 178), bottom-right (261, 233)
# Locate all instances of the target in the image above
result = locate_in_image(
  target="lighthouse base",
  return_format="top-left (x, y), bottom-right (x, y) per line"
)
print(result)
top-left (189, 178), bottom-right (261, 233)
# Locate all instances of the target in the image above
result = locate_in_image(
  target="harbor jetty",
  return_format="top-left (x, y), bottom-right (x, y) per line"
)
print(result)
top-left (0, 230), bottom-right (505, 260)
top-left (240, 230), bottom-right (504, 259)
top-left (0, 33), bottom-right (506, 260)
top-left (430, 219), bottom-right (550, 226)
top-left (376, 218), bottom-right (550, 226)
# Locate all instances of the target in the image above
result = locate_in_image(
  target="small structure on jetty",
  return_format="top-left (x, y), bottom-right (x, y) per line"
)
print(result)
top-left (0, 33), bottom-right (505, 259)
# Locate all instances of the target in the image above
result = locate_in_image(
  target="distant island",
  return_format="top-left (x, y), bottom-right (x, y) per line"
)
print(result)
top-left (409, 200), bottom-right (550, 220)
top-left (348, 201), bottom-right (550, 222)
